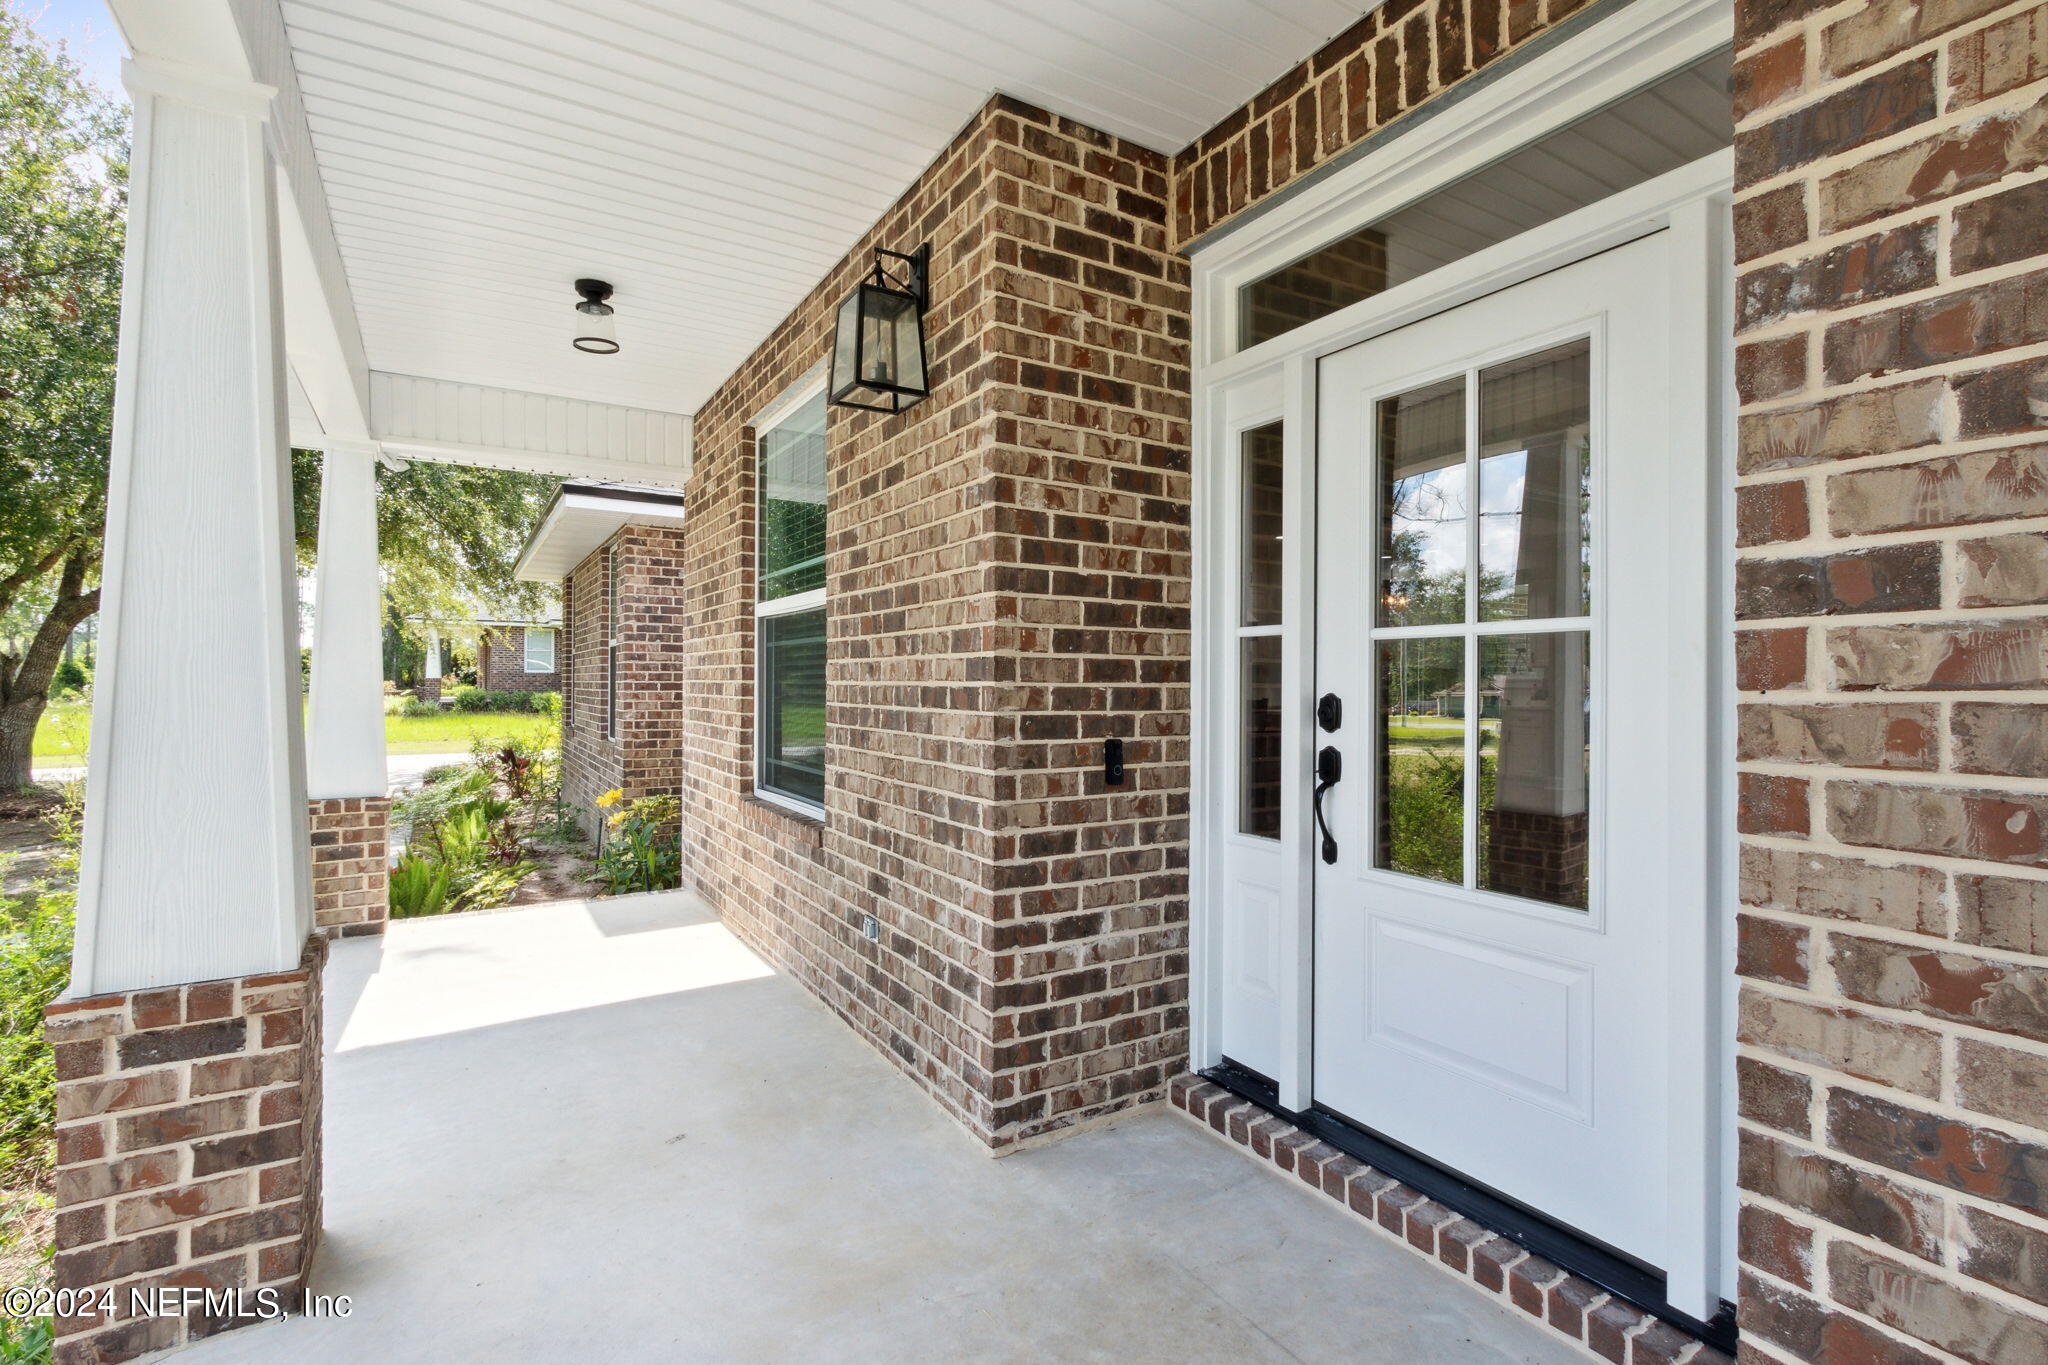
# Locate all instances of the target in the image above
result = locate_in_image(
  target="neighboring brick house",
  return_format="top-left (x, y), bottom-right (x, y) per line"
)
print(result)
top-left (514, 482), bottom-right (690, 841)
top-left (56, 2), bottom-right (2048, 1363)
top-left (404, 615), bottom-right (559, 701)
top-left (472, 622), bottom-right (561, 694)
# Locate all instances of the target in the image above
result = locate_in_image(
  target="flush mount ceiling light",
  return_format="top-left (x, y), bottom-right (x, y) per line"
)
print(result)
top-left (572, 278), bottom-right (619, 354)
top-left (828, 244), bottom-right (930, 415)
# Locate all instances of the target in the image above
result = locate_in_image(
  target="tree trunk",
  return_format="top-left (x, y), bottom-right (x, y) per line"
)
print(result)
top-left (0, 551), bottom-right (100, 791)
top-left (0, 692), bottom-right (46, 791)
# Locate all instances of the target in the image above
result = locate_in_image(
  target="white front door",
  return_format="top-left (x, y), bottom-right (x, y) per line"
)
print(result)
top-left (1311, 233), bottom-right (1695, 1269)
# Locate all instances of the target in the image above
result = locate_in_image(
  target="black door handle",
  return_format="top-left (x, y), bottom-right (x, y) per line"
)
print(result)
top-left (1312, 745), bottom-right (1342, 864)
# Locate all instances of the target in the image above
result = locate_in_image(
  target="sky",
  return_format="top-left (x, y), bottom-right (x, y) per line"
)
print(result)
top-left (19, 0), bottom-right (125, 100)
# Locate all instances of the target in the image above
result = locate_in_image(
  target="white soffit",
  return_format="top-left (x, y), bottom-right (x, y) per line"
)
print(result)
top-left (276, 0), bottom-right (1369, 416)
top-left (514, 483), bottom-right (689, 583)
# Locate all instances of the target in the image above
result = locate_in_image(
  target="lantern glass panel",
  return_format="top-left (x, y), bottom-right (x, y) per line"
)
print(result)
top-left (830, 278), bottom-right (929, 412)
top-left (831, 291), bottom-right (862, 395)
top-left (862, 285), bottom-right (925, 392)
top-left (573, 303), bottom-right (618, 354)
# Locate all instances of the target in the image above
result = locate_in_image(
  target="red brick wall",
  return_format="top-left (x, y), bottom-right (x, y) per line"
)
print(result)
top-left (45, 938), bottom-right (325, 1364)
top-left (560, 527), bottom-right (687, 842)
top-left (1732, 0), bottom-right (2048, 1359)
top-left (672, 95), bottom-right (1189, 1148)
top-left (1170, 0), bottom-right (1587, 247)
top-left (475, 626), bottom-right (560, 694)
top-left (561, 542), bottom-right (619, 841)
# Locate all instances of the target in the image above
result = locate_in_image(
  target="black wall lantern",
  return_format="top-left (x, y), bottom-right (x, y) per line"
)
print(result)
top-left (572, 278), bottom-right (619, 354)
top-left (828, 244), bottom-right (930, 415)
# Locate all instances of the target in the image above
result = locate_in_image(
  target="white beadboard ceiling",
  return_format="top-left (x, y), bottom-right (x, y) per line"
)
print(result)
top-left (277, 0), bottom-right (1370, 416)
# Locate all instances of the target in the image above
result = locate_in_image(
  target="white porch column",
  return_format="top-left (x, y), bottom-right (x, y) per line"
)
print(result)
top-left (70, 60), bottom-right (310, 996)
top-left (425, 625), bottom-right (442, 681)
top-left (306, 444), bottom-right (388, 797)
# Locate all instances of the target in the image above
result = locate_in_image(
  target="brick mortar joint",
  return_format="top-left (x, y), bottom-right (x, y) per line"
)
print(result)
top-left (1738, 899), bottom-right (2048, 968)
top-left (1734, 1067), bottom-right (2048, 1186)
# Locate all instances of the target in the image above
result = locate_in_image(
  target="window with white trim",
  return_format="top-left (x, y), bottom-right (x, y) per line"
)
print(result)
top-left (524, 627), bottom-right (555, 673)
top-left (756, 385), bottom-right (828, 811)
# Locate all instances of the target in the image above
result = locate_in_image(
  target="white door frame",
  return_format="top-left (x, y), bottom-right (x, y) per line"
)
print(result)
top-left (1186, 0), bottom-right (1736, 1318)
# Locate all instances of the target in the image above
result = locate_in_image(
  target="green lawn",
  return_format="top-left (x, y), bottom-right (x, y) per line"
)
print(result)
top-left (32, 699), bottom-right (554, 762)
top-left (384, 711), bottom-right (555, 755)
top-left (29, 700), bottom-right (89, 762)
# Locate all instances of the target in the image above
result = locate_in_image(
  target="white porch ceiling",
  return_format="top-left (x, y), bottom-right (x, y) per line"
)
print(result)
top-left (277, 0), bottom-right (1369, 417)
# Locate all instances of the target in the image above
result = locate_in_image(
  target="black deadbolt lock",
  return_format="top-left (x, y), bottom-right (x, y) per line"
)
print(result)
top-left (1317, 692), bottom-right (1343, 732)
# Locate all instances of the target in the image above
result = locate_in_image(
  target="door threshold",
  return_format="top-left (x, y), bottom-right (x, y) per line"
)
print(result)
top-left (1203, 1060), bottom-right (1737, 1354)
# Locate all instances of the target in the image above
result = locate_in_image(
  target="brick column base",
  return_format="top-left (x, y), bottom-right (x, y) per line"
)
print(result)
top-left (44, 935), bottom-right (325, 1363)
top-left (308, 796), bottom-right (391, 937)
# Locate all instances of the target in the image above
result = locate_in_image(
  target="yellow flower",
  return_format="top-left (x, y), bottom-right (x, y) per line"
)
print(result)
top-left (596, 788), bottom-right (623, 809)
top-left (608, 811), bottom-right (628, 829)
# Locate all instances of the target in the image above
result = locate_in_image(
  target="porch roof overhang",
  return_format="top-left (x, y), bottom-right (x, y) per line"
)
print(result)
top-left (103, 0), bottom-right (1374, 492)
top-left (512, 481), bottom-right (690, 584)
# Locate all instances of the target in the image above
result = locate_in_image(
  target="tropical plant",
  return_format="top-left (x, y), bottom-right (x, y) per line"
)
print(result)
top-left (593, 790), bottom-right (681, 896)
top-left (386, 852), bottom-right (451, 919)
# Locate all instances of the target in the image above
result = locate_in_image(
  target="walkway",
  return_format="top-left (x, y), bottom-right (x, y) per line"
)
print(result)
top-left (176, 894), bottom-right (1586, 1362)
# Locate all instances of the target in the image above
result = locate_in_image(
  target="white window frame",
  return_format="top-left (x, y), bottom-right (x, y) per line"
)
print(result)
top-left (1186, 0), bottom-right (1736, 1322)
top-left (752, 371), bottom-right (829, 819)
top-left (523, 627), bottom-right (555, 673)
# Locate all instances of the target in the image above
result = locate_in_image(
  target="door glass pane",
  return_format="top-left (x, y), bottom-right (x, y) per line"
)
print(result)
top-left (1240, 635), bottom-right (1282, 838)
top-left (1378, 376), bottom-right (1467, 628)
top-left (1235, 49), bottom-right (1733, 350)
top-left (1477, 632), bottom-right (1590, 909)
top-left (1241, 421), bottom-right (1285, 626)
top-left (760, 390), bottom-right (828, 601)
top-left (1377, 637), bottom-right (1464, 884)
top-left (761, 608), bottom-right (827, 806)
top-left (1479, 340), bottom-right (1591, 621)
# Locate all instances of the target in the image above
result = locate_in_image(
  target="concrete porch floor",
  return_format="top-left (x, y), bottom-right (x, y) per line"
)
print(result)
top-left (177, 894), bottom-right (1587, 1363)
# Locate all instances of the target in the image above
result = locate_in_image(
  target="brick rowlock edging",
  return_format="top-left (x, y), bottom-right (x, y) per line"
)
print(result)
top-left (43, 936), bottom-right (326, 1364)
top-left (1170, 1077), bottom-right (1730, 1365)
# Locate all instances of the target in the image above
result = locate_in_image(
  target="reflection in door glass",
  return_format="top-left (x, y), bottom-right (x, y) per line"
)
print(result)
top-left (1479, 341), bottom-right (1591, 621)
top-left (1241, 422), bottom-right (1285, 627)
top-left (1376, 637), bottom-right (1464, 884)
top-left (1240, 635), bottom-right (1283, 839)
top-left (1378, 376), bottom-right (1467, 628)
top-left (1477, 632), bottom-right (1590, 909)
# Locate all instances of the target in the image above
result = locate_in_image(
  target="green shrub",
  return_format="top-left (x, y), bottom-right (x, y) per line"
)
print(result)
top-left (49, 660), bottom-right (86, 697)
top-left (0, 1312), bottom-right (52, 1364)
top-left (447, 684), bottom-right (491, 713)
top-left (532, 692), bottom-right (562, 723)
top-left (0, 884), bottom-right (72, 1183)
top-left (398, 696), bottom-right (442, 718)
top-left (446, 687), bottom-right (547, 714)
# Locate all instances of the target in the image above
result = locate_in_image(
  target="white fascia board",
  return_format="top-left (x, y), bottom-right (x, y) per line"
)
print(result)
top-left (512, 488), bottom-right (687, 584)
